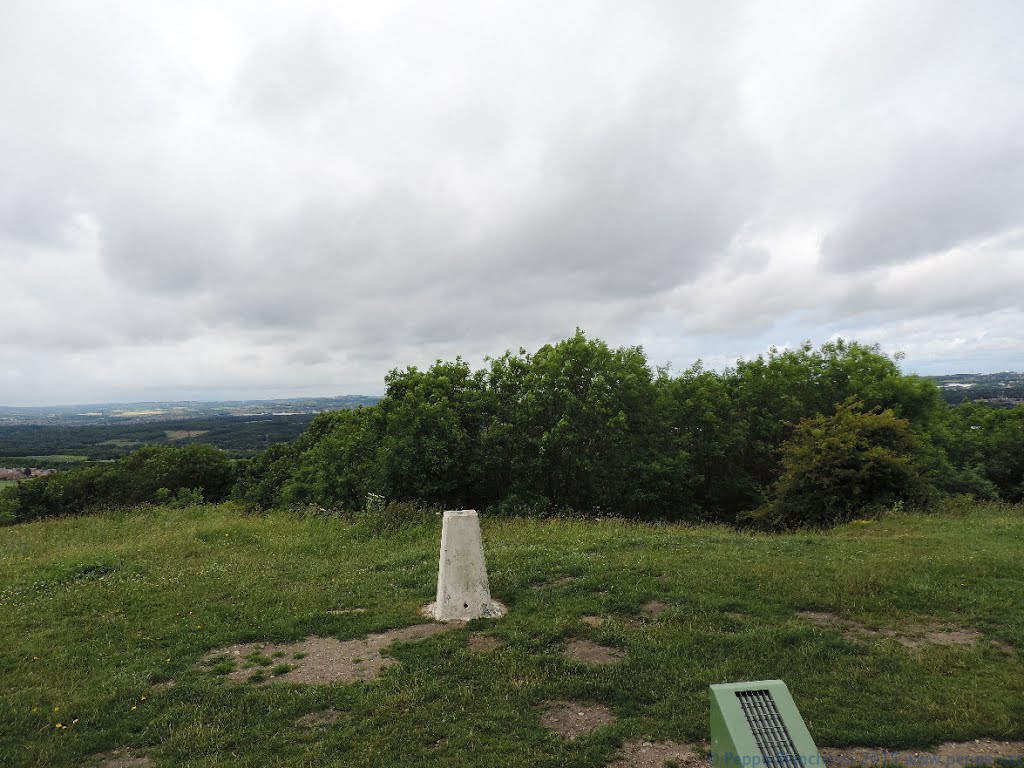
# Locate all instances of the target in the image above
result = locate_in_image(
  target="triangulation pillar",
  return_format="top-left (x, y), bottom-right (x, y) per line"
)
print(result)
top-left (426, 509), bottom-right (506, 621)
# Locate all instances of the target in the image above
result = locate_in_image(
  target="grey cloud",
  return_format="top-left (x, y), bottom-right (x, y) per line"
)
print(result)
top-left (821, 140), bottom-right (1024, 272)
top-left (0, 186), bottom-right (79, 250)
top-left (0, 147), bottom-right (98, 251)
top-left (98, 201), bottom-right (235, 295)
top-left (200, 192), bottom-right (466, 336)
top-left (4, 1), bottom-right (1024, 404)
top-left (455, 93), bottom-right (767, 305)
top-left (235, 26), bottom-right (348, 123)
top-left (830, 254), bottom-right (1024, 321)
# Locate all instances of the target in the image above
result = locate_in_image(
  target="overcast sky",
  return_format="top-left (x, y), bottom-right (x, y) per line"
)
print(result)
top-left (2, 1), bottom-right (1022, 405)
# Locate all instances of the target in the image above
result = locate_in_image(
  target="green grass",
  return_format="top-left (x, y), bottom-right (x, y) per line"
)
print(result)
top-left (0, 500), bottom-right (1021, 767)
top-left (0, 478), bottom-right (20, 489)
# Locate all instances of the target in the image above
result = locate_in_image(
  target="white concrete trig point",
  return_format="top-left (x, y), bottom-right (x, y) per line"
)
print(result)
top-left (425, 510), bottom-right (506, 622)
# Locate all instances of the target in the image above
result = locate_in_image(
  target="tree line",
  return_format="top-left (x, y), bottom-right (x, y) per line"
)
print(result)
top-left (2, 332), bottom-right (1022, 528)
top-left (0, 414), bottom-right (317, 463)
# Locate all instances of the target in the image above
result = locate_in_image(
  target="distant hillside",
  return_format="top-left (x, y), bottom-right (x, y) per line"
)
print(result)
top-left (926, 372), bottom-right (1024, 406)
top-left (0, 395), bottom-right (381, 466)
top-left (0, 395), bottom-right (381, 426)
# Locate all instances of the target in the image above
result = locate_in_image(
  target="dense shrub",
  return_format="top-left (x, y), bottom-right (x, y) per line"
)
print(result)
top-left (746, 400), bottom-right (933, 529)
top-left (11, 332), bottom-right (1015, 531)
top-left (937, 403), bottom-right (1024, 502)
top-left (234, 332), bottom-right (967, 529)
top-left (232, 443), bottom-right (301, 509)
top-left (0, 444), bottom-right (234, 525)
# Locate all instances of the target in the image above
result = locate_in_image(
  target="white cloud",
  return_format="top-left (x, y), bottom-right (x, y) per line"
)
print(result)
top-left (1, 0), bottom-right (1023, 404)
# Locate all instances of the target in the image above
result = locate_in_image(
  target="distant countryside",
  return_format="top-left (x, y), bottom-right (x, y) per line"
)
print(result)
top-left (2, 334), bottom-right (1022, 528)
top-left (0, 396), bottom-right (380, 468)
top-left (1, 334), bottom-right (1023, 767)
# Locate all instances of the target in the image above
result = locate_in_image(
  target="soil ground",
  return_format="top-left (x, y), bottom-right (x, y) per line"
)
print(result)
top-left (606, 740), bottom-right (706, 768)
top-left (201, 623), bottom-right (454, 684)
top-left (795, 611), bottom-right (1000, 651)
top-left (540, 700), bottom-right (617, 740)
top-left (563, 638), bottom-right (624, 665)
top-left (821, 740), bottom-right (1024, 767)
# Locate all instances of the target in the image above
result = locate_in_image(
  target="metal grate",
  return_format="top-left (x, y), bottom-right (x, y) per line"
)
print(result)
top-left (735, 689), bottom-right (804, 768)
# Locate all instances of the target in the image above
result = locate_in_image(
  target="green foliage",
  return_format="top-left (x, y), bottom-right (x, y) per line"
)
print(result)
top-left (230, 333), bottom-right (965, 527)
top-left (939, 403), bottom-right (1024, 502)
top-left (232, 442), bottom-right (302, 509)
top-left (481, 331), bottom-right (660, 517)
top-left (0, 487), bottom-right (16, 524)
top-left (654, 362), bottom-right (754, 522)
top-left (375, 357), bottom-right (488, 505)
top-left (751, 400), bottom-right (932, 529)
top-left (154, 487), bottom-right (206, 508)
top-left (0, 444), bottom-right (234, 524)
top-left (724, 340), bottom-right (942, 501)
top-left (280, 408), bottom-right (383, 510)
top-left (22, 332), bottom-right (1011, 529)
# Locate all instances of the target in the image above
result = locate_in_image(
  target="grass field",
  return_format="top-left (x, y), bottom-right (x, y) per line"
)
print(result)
top-left (1, 500), bottom-right (1022, 767)
top-left (0, 478), bottom-right (20, 489)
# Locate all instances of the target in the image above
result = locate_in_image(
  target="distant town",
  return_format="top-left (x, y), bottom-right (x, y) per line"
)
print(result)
top-left (928, 371), bottom-right (1024, 406)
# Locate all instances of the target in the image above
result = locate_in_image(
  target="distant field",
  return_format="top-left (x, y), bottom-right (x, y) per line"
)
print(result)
top-left (0, 499), bottom-right (1021, 767)
top-left (0, 479), bottom-right (19, 488)
top-left (164, 429), bottom-right (210, 441)
top-left (0, 414), bottom-right (318, 462)
top-left (3, 455), bottom-right (88, 465)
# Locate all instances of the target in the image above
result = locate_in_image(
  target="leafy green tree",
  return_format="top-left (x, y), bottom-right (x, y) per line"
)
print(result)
top-left (374, 358), bottom-right (489, 506)
top-left (750, 399), bottom-right (933, 529)
top-left (939, 402), bottom-right (1024, 501)
top-left (108, 444), bottom-right (234, 503)
top-left (653, 363), bottom-right (752, 522)
top-left (282, 408), bottom-right (382, 509)
top-left (981, 406), bottom-right (1024, 501)
top-left (232, 442), bottom-right (301, 509)
top-left (723, 340), bottom-right (943, 514)
top-left (0, 444), bottom-right (235, 525)
top-left (486, 331), bottom-right (660, 515)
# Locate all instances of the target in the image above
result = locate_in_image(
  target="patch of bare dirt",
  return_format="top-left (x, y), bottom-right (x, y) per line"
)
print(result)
top-left (94, 748), bottom-right (153, 767)
top-left (201, 623), bottom-right (453, 685)
top-left (540, 700), bottom-right (616, 740)
top-left (900, 629), bottom-right (983, 650)
top-left (642, 601), bottom-right (668, 617)
top-left (468, 633), bottom-right (505, 652)
top-left (327, 607), bottom-right (367, 615)
top-left (149, 679), bottom-right (175, 692)
top-left (533, 576), bottom-right (582, 590)
top-left (607, 740), bottom-right (708, 768)
top-left (296, 709), bottom-right (348, 727)
top-left (582, 615), bottom-right (606, 627)
top-left (821, 739), bottom-right (1024, 767)
top-left (564, 638), bottom-right (624, 665)
top-left (797, 611), bottom-right (995, 651)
